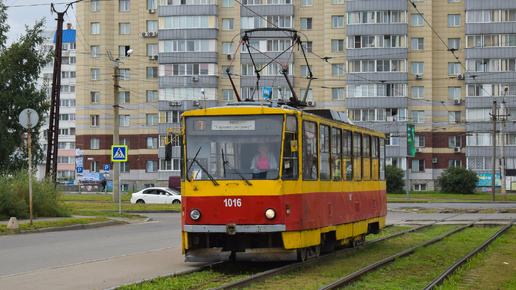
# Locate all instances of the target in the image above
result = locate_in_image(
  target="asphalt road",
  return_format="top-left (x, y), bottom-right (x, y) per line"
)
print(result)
top-left (1, 204), bottom-right (515, 290)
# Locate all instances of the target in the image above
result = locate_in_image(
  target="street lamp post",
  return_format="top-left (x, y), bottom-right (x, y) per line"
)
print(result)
top-left (108, 49), bottom-right (133, 203)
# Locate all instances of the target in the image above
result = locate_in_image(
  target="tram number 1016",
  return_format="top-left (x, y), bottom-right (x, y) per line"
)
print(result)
top-left (224, 198), bottom-right (242, 207)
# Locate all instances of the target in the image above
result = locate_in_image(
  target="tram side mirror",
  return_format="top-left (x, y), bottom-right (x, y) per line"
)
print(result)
top-left (290, 140), bottom-right (298, 152)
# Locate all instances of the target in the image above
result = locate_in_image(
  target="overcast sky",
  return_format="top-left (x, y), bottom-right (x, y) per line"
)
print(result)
top-left (5, 0), bottom-right (76, 45)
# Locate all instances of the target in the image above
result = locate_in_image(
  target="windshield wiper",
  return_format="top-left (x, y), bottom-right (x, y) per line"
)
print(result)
top-left (221, 149), bottom-right (252, 185)
top-left (187, 147), bottom-right (219, 186)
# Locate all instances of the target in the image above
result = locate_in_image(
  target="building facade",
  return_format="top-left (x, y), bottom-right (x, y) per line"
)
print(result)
top-left (73, 0), bottom-right (516, 191)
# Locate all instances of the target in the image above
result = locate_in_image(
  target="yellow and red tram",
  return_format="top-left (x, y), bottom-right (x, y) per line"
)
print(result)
top-left (180, 104), bottom-right (386, 261)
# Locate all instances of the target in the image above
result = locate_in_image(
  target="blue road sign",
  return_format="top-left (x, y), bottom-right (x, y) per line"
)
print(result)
top-left (104, 164), bottom-right (110, 171)
top-left (76, 166), bottom-right (83, 174)
top-left (111, 145), bottom-right (128, 162)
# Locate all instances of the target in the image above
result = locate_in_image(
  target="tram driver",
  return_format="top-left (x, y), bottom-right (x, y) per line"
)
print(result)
top-left (251, 144), bottom-right (278, 178)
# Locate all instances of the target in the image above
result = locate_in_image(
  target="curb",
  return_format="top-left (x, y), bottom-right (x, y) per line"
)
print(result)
top-left (18, 220), bottom-right (125, 234)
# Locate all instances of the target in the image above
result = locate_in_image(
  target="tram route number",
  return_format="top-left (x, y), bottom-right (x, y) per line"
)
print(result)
top-left (224, 198), bottom-right (242, 207)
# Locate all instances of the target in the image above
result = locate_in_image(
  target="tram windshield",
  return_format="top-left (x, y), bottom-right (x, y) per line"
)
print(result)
top-left (184, 115), bottom-right (284, 181)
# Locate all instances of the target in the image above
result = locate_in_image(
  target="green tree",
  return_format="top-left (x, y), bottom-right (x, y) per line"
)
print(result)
top-left (0, 1), bottom-right (52, 173)
top-left (386, 165), bottom-right (405, 193)
top-left (437, 166), bottom-right (479, 195)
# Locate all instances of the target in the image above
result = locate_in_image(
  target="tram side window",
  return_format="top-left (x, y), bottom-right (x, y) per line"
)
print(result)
top-left (372, 136), bottom-right (379, 180)
top-left (380, 137), bottom-right (386, 180)
top-left (303, 121), bottom-right (318, 180)
top-left (354, 132), bottom-right (362, 181)
top-left (319, 124), bottom-right (331, 180)
top-left (343, 130), bottom-right (353, 181)
top-left (283, 132), bottom-right (299, 180)
top-left (332, 128), bottom-right (342, 181)
top-left (363, 134), bottom-right (371, 181)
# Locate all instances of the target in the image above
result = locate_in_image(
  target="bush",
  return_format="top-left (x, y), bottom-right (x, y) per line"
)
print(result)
top-left (437, 166), bottom-right (479, 195)
top-left (386, 165), bottom-right (405, 193)
top-left (0, 171), bottom-right (68, 220)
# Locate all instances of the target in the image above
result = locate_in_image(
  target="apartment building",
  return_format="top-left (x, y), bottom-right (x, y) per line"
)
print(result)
top-left (37, 27), bottom-right (77, 182)
top-left (74, 0), bottom-right (516, 191)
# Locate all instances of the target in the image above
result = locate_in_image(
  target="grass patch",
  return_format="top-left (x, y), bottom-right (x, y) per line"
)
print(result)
top-left (0, 217), bottom-right (111, 234)
top-left (65, 201), bottom-right (180, 212)
top-left (439, 227), bottom-right (516, 290)
top-left (387, 191), bottom-right (516, 202)
top-left (366, 226), bottom-right (413, 242)
top-left (118, 262), bottom-right (273, 290)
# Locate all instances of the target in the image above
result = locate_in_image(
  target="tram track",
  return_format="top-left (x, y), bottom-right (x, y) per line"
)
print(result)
top-left (209, 216), bottom-right (514, 290)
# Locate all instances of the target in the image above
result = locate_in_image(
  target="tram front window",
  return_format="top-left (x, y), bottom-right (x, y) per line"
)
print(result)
top-left (185, 115), bottom-right (283, 181)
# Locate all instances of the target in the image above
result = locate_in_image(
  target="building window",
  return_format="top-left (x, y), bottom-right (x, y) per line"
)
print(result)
top-left (332, 39), bottom-right (344, 52)
top-left (412, 159), bottom-right (425, 172)
top-left (412, 86), bottom-right (424, 99)
top-left (412, 38), bottom-right (424, 50)
top-left (119, 0), bottom-right (130, 11)
top-left (448, 63), bottom-right (461, 74)
top-left (120, 115), bottom-right (130, 127)
top-left (119, 92), bottom-right (130, 103)
top-left (91, 23), bottom-right (100, 34)
top-left (301, 18), bottom-right (312, 30)
top-left (91, 92), bottom-right (100, 103)
top-left (332, 88), bottom-right (344, 100)
top-left (301, 65), bottom-right (312, 77)
top-left (147, 0), bottom-right (157, 9)
top-left (449, 111), bottom-right (461, 123)
top-left (411, 14), bottom-right (423, 26)
top-left (147, 44), bottom-right (158, 56)
top-left (90, 115), bottom-right (99, 127)
top-left (147, 90), bottom-right (158, 102)
top-left (449, 135), bottom-right (462, 148)
top-left (147, 114), bottom-right (158, 125)
top-left (449, 87), bottom-right (461, 99)
top-left (91, 0), bottom-right (100, 11)
top-left (412, 111), bottom-right (424, 123)
top-left (303, 42), bottom-right (312, 53)
top-left (119, 23), bottom-right (130, 34)
top-left (301, 0), bottom-right (312, 6)
top-left (449, 14), bottom-right (460, 27)
top-left (223, 89), bottom-right (234, 101)
top-left (222, 19), bottom-right (234, 30)
top-left (146, 160), bottom-right (158, 172)
top-left (414, 183), bottom-right (427, 191)
top-left (449, 160), bottom-right (462, 167)
top-left (147, 137), bottom-right (158, 149)
top-left (91, 45), bottom-right (100, 57)
top-left (332, 64), bottom-right (344, 76)
top-left (332, 16), bottom-right (344, 28)
top-left (222, 42), bottom-right (234, 54)
top-left (91, 161), bottom-right (100, 172)
top-left (222, 0), bottom-right (233, 7)
top-left (448, 38), bottom-right (460, 50)
top-left (120, 137), bottom-right (130, 149)
top-left (147, 20), bottom-right (158, 32)
top-left (91, 68), bottom-right (100, 80)
top-left (91, 138), bottom-right (99, 149)
top-left (120, 162), bottom-right (130, 173)
top-left (119, 69), bottom-right (130, 80)
top-left (411, 62), bottom-right (424, 74)
top-left (415, 136), bottom-right (425, 147)
top-left (147, 67), bottom-right (158, 79)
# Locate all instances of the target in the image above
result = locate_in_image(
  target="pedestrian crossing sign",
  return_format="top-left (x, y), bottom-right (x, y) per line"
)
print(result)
top-left (111, 145), bottom-right (128, 162)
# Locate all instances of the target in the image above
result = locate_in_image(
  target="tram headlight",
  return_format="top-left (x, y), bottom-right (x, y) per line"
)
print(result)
top-left (265, 208), bottom-right (276, 220)
top-left (190, 209), bottom-right (201, 221)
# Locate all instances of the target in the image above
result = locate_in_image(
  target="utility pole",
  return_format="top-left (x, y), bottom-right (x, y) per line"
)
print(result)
top-left (500, 87), bottom-right (509, 201)
top-left (113, 59), bottom-right (120, 203)
top-left (108, 50), bottom-right (133, 203)
top-left (491, 101), bottom-right (497, 202)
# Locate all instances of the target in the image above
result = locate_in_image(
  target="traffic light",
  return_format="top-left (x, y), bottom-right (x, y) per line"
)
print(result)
top-left (407, 124), bottom-right (415, 156)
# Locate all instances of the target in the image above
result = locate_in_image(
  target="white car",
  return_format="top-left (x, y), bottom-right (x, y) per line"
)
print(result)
top-left (130, 187), bottom-right (181, 204)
